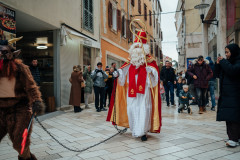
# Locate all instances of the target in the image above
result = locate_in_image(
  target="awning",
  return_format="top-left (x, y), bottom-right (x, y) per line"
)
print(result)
top-left (60, 24), bottom-right (100, 49)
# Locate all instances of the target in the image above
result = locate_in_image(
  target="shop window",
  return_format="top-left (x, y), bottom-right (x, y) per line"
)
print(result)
top-left (16, 31), bottom-right (54, 106)
top-left (83, 46), bottom-right (91, 66)
top-left (83, 0), bottom-right (94, 33)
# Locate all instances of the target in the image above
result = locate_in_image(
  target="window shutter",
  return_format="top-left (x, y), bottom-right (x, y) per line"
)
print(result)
top-left (138, 0), bottom-right (141, 14)
top-left (117, 9), bottom-right (121, 31)
top-left (153, 12), bottom-right (155, 28)
top-left (121, 16), bottom-right (125, 36)
top-left (149, 11), bottom-right (152, 26)
top-left (108, 2), bottom-right (112, 28)
top-left (127, 19), bottom-right (132, 41)
top-left (131, 0), bottom-right (135, 6)
top-left (144, 4), bottom-right (147, 21)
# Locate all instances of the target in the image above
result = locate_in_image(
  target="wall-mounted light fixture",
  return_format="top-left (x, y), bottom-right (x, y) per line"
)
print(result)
top-left (36, 37), bottom-right (48, 49)
top-left (194, 3), bottom-right (218, 26)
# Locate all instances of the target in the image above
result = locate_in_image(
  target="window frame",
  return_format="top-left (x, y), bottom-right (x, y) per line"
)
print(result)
top-left (112, 7), bottom-right (117, 31)
top-left (83, 0), bottom-right (94, 33)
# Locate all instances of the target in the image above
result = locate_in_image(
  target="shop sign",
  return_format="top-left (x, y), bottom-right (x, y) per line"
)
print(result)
top-left (0, 4), bottom-right (16, 39)
top-left (83, 40), bottom-right (92, 47)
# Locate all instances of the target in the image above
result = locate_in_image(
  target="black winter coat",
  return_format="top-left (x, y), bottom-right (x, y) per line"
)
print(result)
top-left (215, 55), bottom-right (240, 122)
top-left (160, 66), bottom-right (176, 85)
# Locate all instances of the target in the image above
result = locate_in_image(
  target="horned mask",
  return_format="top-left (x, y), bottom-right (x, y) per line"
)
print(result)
top-left (0, 36), bottom-right (23, 60)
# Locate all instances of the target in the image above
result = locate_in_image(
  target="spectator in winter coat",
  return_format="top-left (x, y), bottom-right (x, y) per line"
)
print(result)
top-left (69, 65), bottom-right (84, 113)
top-left (160, 61), bottom-right (176, 107)
top-left (215, 43), bottom-right (240, 147)
top-left (205, 56), bottom-right (216, 111)
top-left (91, 62), bottom-right (108, 112)
top-left (83, 65), bottom-right (93, 109)
top-left (104, 67), bottom-right (114, 108)
top-left (29, 58), bottom-right (41, 86)
top-left (187, 55), bottom-right (213, 114)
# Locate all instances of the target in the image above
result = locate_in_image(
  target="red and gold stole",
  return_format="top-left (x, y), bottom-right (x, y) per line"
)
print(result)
top-left (128, 64), bottom-right (147, 97)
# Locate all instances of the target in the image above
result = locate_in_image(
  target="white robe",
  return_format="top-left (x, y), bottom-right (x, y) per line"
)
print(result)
top-left (118, 64), bottom-right (158, 137)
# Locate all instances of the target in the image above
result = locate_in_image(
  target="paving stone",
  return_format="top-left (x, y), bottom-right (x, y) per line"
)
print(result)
top-left (0, 102), bottom-right (238, 160)
top-left (171, 148), bottom-right (205, 158)
top-left (151, 155), bottom-right (180, 160)
top-left (38, 153), bottom-right (62, 160)
top-left (129, 152), bottom-right (157, 160)
top-left (191, 149), bottom-right (233, 160)
top-left (151, 146), bottom-right (184, 156)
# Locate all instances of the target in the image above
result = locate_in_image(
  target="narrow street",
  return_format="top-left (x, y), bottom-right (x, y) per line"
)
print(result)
top-left (1, 102), bottom-right (240, 160)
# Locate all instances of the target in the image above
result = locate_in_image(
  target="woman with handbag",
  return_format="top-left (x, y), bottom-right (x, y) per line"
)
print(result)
top-left (69, 65), bottom-right (84, 113)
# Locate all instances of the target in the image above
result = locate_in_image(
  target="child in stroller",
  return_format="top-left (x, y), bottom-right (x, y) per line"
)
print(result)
top-left (178, 85), bottom-right (195, 114)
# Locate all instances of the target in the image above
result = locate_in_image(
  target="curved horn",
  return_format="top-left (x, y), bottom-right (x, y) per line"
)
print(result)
top-left (8, 36), bottom-right (23, 45)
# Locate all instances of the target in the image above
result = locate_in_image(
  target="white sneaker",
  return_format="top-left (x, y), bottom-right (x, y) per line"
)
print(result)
top-left (224, 139), bottom-right (240, 143)
top-left (226, 140), bottom-right (239, 147)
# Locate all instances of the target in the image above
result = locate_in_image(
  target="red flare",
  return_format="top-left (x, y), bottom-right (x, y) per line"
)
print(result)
top-left (0, 59), bottom-right (3, 71)
top-left (21, 129), bottom-right (28, 155)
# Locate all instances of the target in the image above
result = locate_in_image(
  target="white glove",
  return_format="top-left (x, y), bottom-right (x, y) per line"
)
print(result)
top-left (146, 66), bottom-right (152, 74)
top-left (113, 71), bottom-right (119, 78)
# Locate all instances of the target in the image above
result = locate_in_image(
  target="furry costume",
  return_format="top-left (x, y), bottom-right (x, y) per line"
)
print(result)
top-left (0, 38), bottom-right (44, 160)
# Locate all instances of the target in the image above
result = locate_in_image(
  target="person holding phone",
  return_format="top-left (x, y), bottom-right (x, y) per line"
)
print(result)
top-left (215, 43), bottom-right (240, 147)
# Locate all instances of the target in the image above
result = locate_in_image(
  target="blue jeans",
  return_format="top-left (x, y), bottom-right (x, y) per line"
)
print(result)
top-left (196, 88), bottom-right (207, 107)
top-left (208, 81), bottom-right (216, 107)
top-left (164, 82), bottom-right (174, 106)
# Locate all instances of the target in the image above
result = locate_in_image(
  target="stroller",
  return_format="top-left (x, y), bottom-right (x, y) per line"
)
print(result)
top-left (178, 103), bottom-right (192, 114)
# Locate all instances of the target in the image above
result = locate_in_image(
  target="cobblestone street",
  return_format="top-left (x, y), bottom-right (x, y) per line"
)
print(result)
top-left (1, 102), bottom-right (240, 160)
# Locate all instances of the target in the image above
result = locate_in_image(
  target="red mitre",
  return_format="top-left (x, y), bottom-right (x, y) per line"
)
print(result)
top-left (134, 29), bottom-right (147, 44)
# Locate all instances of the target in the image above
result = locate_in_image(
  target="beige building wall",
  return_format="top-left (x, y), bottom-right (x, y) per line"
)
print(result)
top-left (1, 0), bottom-right (100, 41)
top-left (1, 0), bottom-right (101, 107)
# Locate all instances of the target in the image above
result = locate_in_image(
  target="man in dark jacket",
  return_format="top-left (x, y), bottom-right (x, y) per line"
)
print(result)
top-left (160, 61), bottom-right (176, 107)
top-left (187, 55), bottom-right (213, 114)
top-left (206, 56), bottom-right (216, 111)
top-left (29, 58), bottom-right (41, 86)
top-left (215, 43), bottom-right (240, 147)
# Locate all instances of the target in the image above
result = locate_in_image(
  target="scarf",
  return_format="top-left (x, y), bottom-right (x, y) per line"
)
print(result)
top-left (128, 64), bottom-right (147, 97)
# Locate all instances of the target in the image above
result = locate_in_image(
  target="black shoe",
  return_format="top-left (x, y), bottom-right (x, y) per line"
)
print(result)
top-left (141, 135), bottom-right (148, 141)
top-left (190, 102), bottom-right (197, 105)
top-left (178, 109), bottom-right (181, 113)
top-left (101, 108), bottom-right (107, 111)
top-left (211, 107), bottom-right (215, 111)
top-left (167, 104), bottom-right (170, 107)
top-left (96, 108), bottom-right (101, 112)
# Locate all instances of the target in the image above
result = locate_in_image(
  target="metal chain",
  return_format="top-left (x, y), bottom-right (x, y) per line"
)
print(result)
top-left (35, 116), bottom-right (127, 153)
top-left (34, 79), bottom-right (127, 153)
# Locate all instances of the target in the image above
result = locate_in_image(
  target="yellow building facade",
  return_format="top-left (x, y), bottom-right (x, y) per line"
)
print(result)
top-left (100, 0), bottom-right (154, 68)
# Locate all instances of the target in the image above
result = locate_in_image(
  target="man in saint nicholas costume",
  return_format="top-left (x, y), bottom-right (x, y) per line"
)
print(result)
top-left (107, 30), bottom-right (162, 141)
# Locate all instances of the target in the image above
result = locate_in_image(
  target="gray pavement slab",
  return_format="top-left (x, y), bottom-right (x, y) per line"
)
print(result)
top-left (0, 102), bottom-right (239, 160)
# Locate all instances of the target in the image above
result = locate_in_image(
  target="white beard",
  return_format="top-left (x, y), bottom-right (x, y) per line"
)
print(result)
top-left (128, 43), bottom-right (150, 68)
